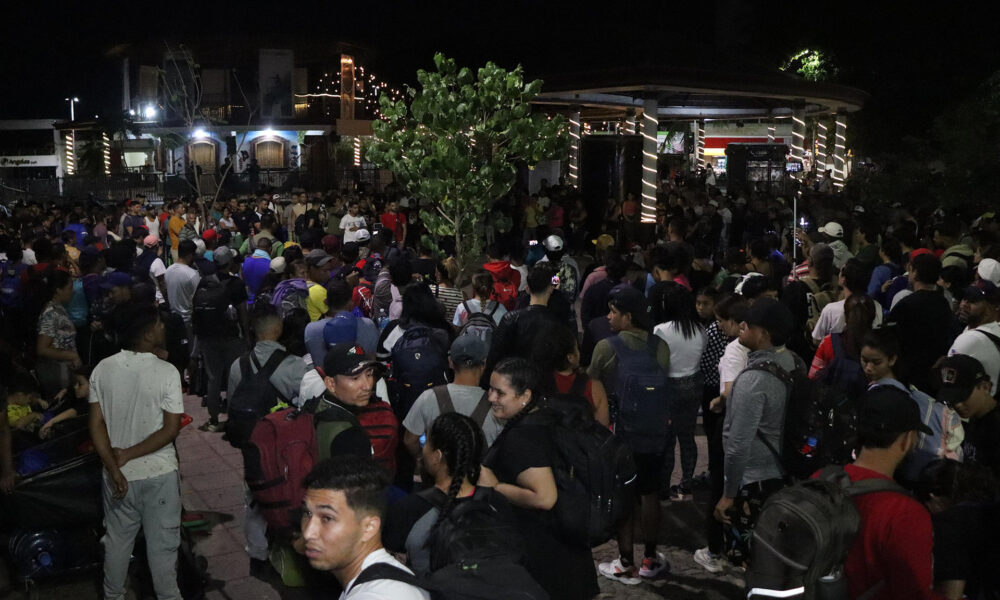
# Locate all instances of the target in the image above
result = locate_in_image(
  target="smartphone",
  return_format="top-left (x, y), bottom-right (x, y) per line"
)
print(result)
top-left (529, 240), bottom-right (538, 246)
top-left (552, 275), bottom-right (560, 287)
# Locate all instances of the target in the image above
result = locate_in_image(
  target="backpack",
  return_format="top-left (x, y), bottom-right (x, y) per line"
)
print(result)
top-left (244, 407), bottom-right (318, 533)
top-left (134, 249), bottom-right (158, 281)
top-left (492, 280), bottom-right (518, 310)
top-left (504, 395), bottom-right (638, 547)
top-left (270, 278), bottom-right (310, 319)
top-left (293, 213), bottom-right (308, 237)
top-left (432, 386), bottom-right (492, 428)
top-left (226, 349), bottom-right (290, 449)
top-left (457, 300), bottom-right (499, 347)
top-left (353, 282), bottom-right (375, 318)
top-left (606, 334), bottom-right (670, 452)
top-left (802, 278), bottom-right (838, 347)
top-left (746, 465), bottom-right (908, 600)
top-left (746, 356), bottom-right (858, 480)
top-left (977, 330), bottom-right (1000, 399)
top-left (352, 559), bottom-right (549, 600)
top-left (389, 326), bottom-right (450, 419)
top-left (191, 274), bottom-right (236, 337)
top-left (817, 333), bottom-right (867, 399)
top-left (0, 260), bottom-right (26, 307)
top-left (418, 486), bottom-right (524, 571)
top-left (311, 396), bottom-right (399, 475)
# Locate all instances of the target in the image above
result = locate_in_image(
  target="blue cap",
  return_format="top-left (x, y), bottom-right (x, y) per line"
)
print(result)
top-left (100, 271), bottom-right (133, 289)
top-left (323, 313), bottom-right (359, 347)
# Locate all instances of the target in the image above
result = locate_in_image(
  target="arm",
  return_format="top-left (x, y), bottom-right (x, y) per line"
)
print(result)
top-left (39, 407), bottom-right (79, 439)
top-left (0, 411), bottom-right (14, 493)
top-left (484, 466), bottom-right (558, 511)
top-left (115, 411), bottom-right (182, 467)
top-left (88, 403), bottom-right (128, 499)
top-left (590, 379), bottom-right (610, 428)
top-left (721, 374), bottom-right (769, 499)
top-left (36, 334), bottom-right (81, 366)
top-left (155, 274), bottom-right (169, 306)
top-left (809, 336), bottom-right (834, 378)
top-left (403, 429), bottom-right (421, 458)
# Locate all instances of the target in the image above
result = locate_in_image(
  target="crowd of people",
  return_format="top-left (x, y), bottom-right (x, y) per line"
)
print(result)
top-left (1, 175), bottom-right (999, 600)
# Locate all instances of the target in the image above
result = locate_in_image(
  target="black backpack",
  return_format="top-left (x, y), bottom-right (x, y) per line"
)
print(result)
top-left (500, 395), bottom-right (637, 547)
top-left (747, 465), bottom-right (908, 600)
top-left (418, 486), bottom-right (523, 571)
top-left (389, 326), bottom-right (450, 419)
top-left (457, 300), bottom-right (499, 347)
top-left (352, 559), bottom-right (549, 600)
top-left (226, 349), bottom-right (289, 449)
top-left (606, 334), bottom-right (670, 452)
top-left (746, 356), bottom-right (858, 480)
top-left (191, 274), bottom-right (236, 338)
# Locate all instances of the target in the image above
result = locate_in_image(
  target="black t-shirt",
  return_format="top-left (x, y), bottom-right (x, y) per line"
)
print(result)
top-left (483, 419), bottom-right (554, 521)
top-left (233, 210), bottom-right (256, 236)
top-left (887, 289), bottom-right (957, 392)
top-left (964, 407), bottom-right (1000, 480)
top-left (932, 502), bottom-right (1000, 598)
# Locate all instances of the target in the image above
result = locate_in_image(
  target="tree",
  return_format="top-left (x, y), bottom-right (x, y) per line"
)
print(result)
top-left (365, 53), bottom-right (568, 272)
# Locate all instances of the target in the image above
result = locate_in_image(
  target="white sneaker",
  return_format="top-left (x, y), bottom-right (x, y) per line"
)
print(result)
top-left (693, 547), bottom-right (726, 573)
top-left (638, 551), bottom-right (669, 578)
top-left (597, 558), bottom-right (641, 585)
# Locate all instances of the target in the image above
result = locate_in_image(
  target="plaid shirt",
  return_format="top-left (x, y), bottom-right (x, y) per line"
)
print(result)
top-left (699, 321), bottom-right (729, 389)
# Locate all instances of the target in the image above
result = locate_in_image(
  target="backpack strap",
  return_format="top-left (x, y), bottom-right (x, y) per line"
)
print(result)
top-left (470, 390), bottom-right (491, 427)
top-left (351, 562), bottom-right (428, 594)
top-left (976, 329), bottom-right (1000, 356)
top-left (255, 349), bottom-right (290, 404)
top-left (486, 300), bottom-right (500, 317)
top-left (567, 373), bottom-right (588, 398)
top-left (462, 299), bottom-right (474, 318)
top-left (830, 332), bottom-right (844, 360)
top-left (802, 277), bottom-right (820, 295)
top-left (433, 385), bottom-right (455, 414)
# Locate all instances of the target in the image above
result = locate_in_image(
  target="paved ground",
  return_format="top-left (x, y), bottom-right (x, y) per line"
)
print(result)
top-left (1, 394), bottom-right (745, 599)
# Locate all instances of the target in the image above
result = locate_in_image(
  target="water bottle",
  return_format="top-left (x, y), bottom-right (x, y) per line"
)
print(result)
top-left (816, 568), bottom-right (848, 600)
top-left (225, 303), bottom-right (238, 321)
top-left (377, 308), bottom-right (389, 330)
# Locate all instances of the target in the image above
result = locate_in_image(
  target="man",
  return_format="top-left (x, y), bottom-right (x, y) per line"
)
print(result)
top-left (938, 354), bottom-right (1000, 478)
top-left (228, 308), bottom-right (307, 575)
top-left (379, 200), bottom-right (407, 246)
top-left (853, 221), bottom-right (881, 277)
top-left (136, 235), bottom-right (169, 306)
top-left (194, 246), bottom-right (248, 432)
top-left (167, 202), bottom-right (186, 263)
top-left (303, 279), bottom-right (379, 373)
top-left (811, 258), bottom-right (885, 344)
top-left (818, 221), bottom-right (854, 269)
top-left (714, 297), bottom-right (799, 566)
top-left (838, 385), bottom-right (941, 600)
top-left (241, 237), bottom-right (273, 303)
top-left (887, 253), bottom-right (957, 392)
top-left (948, 281), bottom-right (1000, 395)
top-left (589, 287), bottom-right (671, 583)
top-left (781, 243), bottom-right (838, 361)
top-left (402, 336), bottom-right (502, 458)
top-left (340, 201), bottom-right (367, 244)
top-left (299, 456), bottom-right (429, 599)
top-left (934, 218), bottom-right (974, 271)
top-left (122, 201), bottom-right (145, 239)
top-left (164, 240), bottom-right (201, 333)
top-left (537, 234), bottom-right (581, 305)
top-left (89, 306), bottom-right (183, 600)
top-left (305, 249), bottom-right (335, 321)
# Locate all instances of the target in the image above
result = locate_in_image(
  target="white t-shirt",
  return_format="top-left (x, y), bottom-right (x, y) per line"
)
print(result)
top-left (718, 338), bottom-right (751, 394)
top-left (340, 214), bottom-right (367, 243)
top-left (949, 321), bottom-right (1000, 396)
top-left (452, 299), bottom-right (507, 327)
top-left (144, 217), bottom-right (160, 239)
top-left (149, 257), bottom-right (167, 304)
top-left (88, 350), bottom-right (184, 482)
top-left (653, 321), bottom-right (706, 378)
top-left (340, 548), bottom-right (429, 600)
top-left (811, 298), bottom-right (885, 343)
top-left (22, 248), bottom-right (37, 265)
top-left (511, 263), bottom-right (528, 291)
top-left (164, 263), bottom-right (201, 324)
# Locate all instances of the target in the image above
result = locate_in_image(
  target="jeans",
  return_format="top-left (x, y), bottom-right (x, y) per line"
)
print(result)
top-left (244, 482), bottom-right (269, 561)
top-left (102, 470), bottom-right (182, 600)
top-left (702, 385), bottom-right (726, 554)
top-left (200, 336), bottom-right (245, 423)
top-left (662, 372), bottom-right (703, 488)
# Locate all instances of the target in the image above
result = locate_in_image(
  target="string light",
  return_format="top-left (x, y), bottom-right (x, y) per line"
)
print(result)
top-left (640, 110), bottom-right (658, 222)
top-left (791, 114), bottom-right (806, 158)
top-left (696, 121), bottom-right (706, 168)
top-left (816, 121), bottom-right (828, 172)
top-left (64, 132), bottom-right (75, 175)
top-left (353, 136), bottom-right (361, 167)
top-left (102, 132), bottom-right (111, 175)
top-left (568, 114), bottom-right (581, 184)
top-left (833, 113), bottom-right (847, 187)
top-left (767, 123), bottom-right (775, 143)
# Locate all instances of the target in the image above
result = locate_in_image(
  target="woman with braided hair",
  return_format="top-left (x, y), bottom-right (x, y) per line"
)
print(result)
top-left (479, 357), bottom-right (600, 600)
top-left (383, 411), bottom-right (512, 577)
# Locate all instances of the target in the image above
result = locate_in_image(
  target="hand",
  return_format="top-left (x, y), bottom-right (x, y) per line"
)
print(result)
top-left (69, 353), bottom-right (82, 370)
top-left (52, 389), bottom-right (68, 402)
top-left (113, 447), bottom-right (131, 468)
top-left (0, 469), bottom-right (15, 494)
top-left (709, 396), bottom-right (725, 413)
top-left (109, 468), bottom-right (128, 499)
top-left (39, 422), bottom-right (55, 440)
top-left (881, 279), bottom-right (892, 293)
top-left (714, 497), bottom-right (735, 524)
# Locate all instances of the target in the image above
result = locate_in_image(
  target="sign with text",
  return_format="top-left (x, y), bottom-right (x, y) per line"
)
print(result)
top-left (0, 155), bottom-right (58, 167)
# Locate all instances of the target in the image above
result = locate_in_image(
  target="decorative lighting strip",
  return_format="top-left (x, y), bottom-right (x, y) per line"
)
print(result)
top-left (102, 132), bottom-right (111, 175)
top-left (568, 115), bottom-right (581, 184)
top-left (696, 122), bottom-right (706, 168)
top-left (640, 111), bottom-right (658, 223)
top-left (791, 114), bottom-right (806, 158)
top-left (816, 121), bottom-right (828, 171)
top-left (833, 115), bottom-right (847, 188)
top-left (353, 137), bottom-right (361, 167)
top-left (767, 124), bottom-right (775, 143)
top-left (65, 132), bottom-right (75, 175)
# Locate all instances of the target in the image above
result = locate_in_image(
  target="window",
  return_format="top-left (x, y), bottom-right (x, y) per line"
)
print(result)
top-left (255, 139), bottom-right (284, 169)
top-left (189, 141), bottom-right (216, 173)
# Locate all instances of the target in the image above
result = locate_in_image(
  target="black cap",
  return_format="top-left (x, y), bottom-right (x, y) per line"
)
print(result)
top-left (937, 354), bottom-right (990, 407)
top-left (743, 297), bottom-right (793, 343)
top-left (961, 280), bottom-right (1000, 304)
top-left (323, 343), bottom-right (377, 377)
top-left (608, 286), bottom-right (651, 328)
top-left (864, 385), bottom-right (934, 435)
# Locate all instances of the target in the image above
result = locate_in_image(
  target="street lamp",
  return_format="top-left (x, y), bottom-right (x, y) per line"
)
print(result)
top-left (65, 97), bottom-right (79, 121)
top-left (65, 97), bottom-right (79, 176)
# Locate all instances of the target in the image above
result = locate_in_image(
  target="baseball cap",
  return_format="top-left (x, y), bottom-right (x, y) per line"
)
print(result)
top-left (908, 248), bottom-right (934, 262)
top-left (321, 234), bottom-right (341, 255)
top-left (213, 246), bottom-right (234, 266)
top-left (143, 235), bottom-right (159, 248)
top-left (592, 233), bottom-right (615, 251)
top-left (819, 222), bottom-right (844, 239)
top-left (978, 258), bottom-right (1000, 286)
top-left (355, 229), bottom-right (371, 243)
top-left (100, 271), bottom-right (133, 289)
top-left (270, 256), bottom-right (287, 274)
top-left (323, 314), bottom-right (359, 347)
top-left (305, 249), bottom-right (333, 268)
top-left (863, 385), bottom-right (933, 436)
top-left (937, 354), bottom-right (990, 407)
top-left (323, 342), bottom-right (377, 377)
top-left (743, 297), bottom-right (793, 342)
top-left (543, 235), bottom-right (564, 252)
top-left (961, 280), bottom-right (1000, 304)
top-left (608, 286), bottom-right (651, 328)
top-left (449, 335), bottom-right (488, 366)
top-left (201, 229), bottom-right (219, 243)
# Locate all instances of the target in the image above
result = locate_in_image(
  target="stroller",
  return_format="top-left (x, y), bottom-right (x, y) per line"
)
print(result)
top-left (0, 417), bottom-right (208, 599)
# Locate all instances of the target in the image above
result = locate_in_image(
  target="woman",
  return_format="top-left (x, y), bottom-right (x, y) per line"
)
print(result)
top-left (532, 324), bottom-right (609, 427)
top-left (481, 358), bottom-right (599, 600)
top-left (809, 295), bottom-right (876, 390)
top-left (860, 328), bottom-right (963, 483)
top-left (651, 282), bottom-right (706, 499)
top-left (452, 269), bottom-right (507, 328)
top-left (432, 258), bottom-right (464, 322)
top-left (35, 268), bottom-right (82, 398)
top-left (383, 412), bottom-right (514, 577)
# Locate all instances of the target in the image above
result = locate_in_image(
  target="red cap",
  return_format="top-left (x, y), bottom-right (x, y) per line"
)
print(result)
top-left (908, 248), bottom-right (934, 262)
top-left (201, 229), bottom-right (219, 242)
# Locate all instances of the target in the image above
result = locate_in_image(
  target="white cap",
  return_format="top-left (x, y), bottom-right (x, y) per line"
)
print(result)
top-left (819, 222), bottom-right (844, 239)
top-left (193, 238), bottom-right (206, 257)
top-left (270, 256), bottom-right (287, 274)
top-left (355, 229), bottom-right (371, 243)
top-left (978, 258), bottom-right (1000, 286)
top-left (543, 235), bottom-right (564, 252)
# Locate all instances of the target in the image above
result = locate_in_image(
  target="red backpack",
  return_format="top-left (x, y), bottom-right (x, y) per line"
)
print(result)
top-left (244, 408), bottom-right (318, 532)
top-left (492, 280), bottom-right (517, 310)
top-left (310, 395), bottom-right (400, 476)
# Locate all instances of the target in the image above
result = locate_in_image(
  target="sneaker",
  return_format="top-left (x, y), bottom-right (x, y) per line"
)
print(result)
top-left (669, 484), bottom-right (692, 501)
top-left (597, 558), bottom-right (641, 585)
top-left (639, 552), bottom-right (669, 578)
top-left (693, 547), bottom-right (726, 573)
top-left (198, 421), bottom-right (224, 433)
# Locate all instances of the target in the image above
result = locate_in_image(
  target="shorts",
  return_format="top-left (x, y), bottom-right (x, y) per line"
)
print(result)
top-left (632, 451), bottom-right (667, 495)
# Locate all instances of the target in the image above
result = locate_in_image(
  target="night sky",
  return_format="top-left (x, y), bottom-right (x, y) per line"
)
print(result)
top-left (2, 1), bottom-right (997, 155)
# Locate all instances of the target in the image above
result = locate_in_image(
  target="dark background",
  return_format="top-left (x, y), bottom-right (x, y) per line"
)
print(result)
top-left (1, 1), bottom-right (997, 156)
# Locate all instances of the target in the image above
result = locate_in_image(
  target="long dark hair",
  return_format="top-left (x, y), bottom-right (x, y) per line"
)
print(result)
top-left (428, 412), bottom-right (486, 528)
top-left (493, 357), bottom-right (543, 430)
top-left (529, 324), bottom-right (578, 394)
top-left (401, 282), bottom-right (452, 333)
top-left (843, 295), bottom-right (876, 358)
top-left (651, 281), bottom-right (701, 340)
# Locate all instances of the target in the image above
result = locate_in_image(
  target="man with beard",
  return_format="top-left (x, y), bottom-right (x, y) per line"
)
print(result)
top-left (948, 281), bottom-right (1000, 396)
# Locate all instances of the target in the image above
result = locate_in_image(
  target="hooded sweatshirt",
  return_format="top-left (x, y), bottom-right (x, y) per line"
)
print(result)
top-left (828, 239), bottom-right (854, 269)
top-left (483, 260), bottom-right (521, 309)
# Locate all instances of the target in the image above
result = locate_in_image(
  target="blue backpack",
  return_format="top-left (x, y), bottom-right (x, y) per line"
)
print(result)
top-left (270, 278), bottom-right (310, 319)
top-left (0, 260), bottom-right (26, 307)
top-left (607, 334), bottom-right (670, 452)
top-left (389, 326), bottom-right (449, 419)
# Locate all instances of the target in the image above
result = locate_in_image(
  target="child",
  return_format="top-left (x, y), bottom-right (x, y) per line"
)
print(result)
top-left (38, 372), bottom-right (90, 440)
top-left (5, 375), bottom-right (48, 432)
